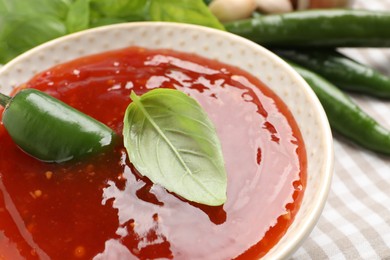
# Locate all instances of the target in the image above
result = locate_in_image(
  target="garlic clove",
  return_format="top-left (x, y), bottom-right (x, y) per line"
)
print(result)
top-left (209, 0), bottom-right (257, 22)
top-left (256, 0), bottom-right (293, 14)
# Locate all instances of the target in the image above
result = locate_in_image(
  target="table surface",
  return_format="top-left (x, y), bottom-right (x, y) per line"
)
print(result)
top-left (291, 0), bottom-right (390, 259)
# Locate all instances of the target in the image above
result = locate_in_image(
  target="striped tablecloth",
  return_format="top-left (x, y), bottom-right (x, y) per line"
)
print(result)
top-left (292, 0), bottom-right (390, 259)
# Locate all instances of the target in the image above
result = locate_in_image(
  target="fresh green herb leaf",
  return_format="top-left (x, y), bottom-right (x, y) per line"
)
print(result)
top-left (0, 15), bottom-right (66, 64)
top-left (90, 17), bottom-right (128, 28)
top-left (0, 0), bottom-right (71, 20)
top-left (89, 0), bottom-right (224, 29)
top-left (149, 0), bottom-right (225, 30)
top-left (123, 89), bottom-right (227, 206)
top-left (89, 0), bottom-right (150, 21)
top-left (66, 0), bottom-right (90, 33)
top-left (203, 0), bottom-right (213, 6)
top-left (0, 0), bottom-right (224, 63)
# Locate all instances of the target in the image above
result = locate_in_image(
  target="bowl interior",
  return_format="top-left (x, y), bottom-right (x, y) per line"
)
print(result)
top-left (0, 22), bottom-right (333, 259)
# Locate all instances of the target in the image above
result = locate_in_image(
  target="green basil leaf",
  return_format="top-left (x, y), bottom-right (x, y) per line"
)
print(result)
top-left (0, 0), bottom-right (71, 19)
top-left (0, 41), bottom-right (13, 64)
top-left (89, 0), bottom-right (149, 20)
top-left (0, 0), bottom-right (225, 63)
top-left (123, 89), bottom-right (227, 206)
top-left (90, 17), bottom-right (128, 28)
top-left (149, 0), bottom-right (225, 30)
top-left (66, 0), bottom-right (90, 33)
top-left (0, 15), bottom-right (66, 63)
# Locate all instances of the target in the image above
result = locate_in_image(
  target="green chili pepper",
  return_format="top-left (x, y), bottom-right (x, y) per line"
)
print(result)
top-left (225, 10), bottom-right (390, 47)
top-left (0, 88), bottom-right (116, 163)
top-left (288, 61), bottom-right (390, 154)
top-left (274, 49), bottom-right (390, 99)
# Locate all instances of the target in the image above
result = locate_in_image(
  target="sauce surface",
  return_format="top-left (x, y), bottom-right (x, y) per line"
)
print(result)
top-left (0, 47), bottom-right (306, 259)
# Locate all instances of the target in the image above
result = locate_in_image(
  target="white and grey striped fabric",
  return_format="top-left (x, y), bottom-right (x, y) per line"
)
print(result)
top-left (292, 0), bottom-right (390, 259)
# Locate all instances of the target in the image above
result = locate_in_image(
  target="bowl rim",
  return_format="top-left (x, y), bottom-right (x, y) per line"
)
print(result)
top-left (0, 21), bottom-right (334, 259)
top-left (260, 41), bottom-right (334, 259)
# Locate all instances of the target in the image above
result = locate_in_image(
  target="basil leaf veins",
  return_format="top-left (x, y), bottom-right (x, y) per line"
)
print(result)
top-left (123, 89), bottom-right (227, 206)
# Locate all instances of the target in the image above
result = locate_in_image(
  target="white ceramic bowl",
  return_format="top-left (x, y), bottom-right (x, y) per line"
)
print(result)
top-left (0, 22), bottom-right (333, 259)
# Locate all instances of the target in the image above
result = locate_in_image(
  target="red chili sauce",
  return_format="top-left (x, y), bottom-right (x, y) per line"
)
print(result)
top-left (0, 47), bottom-right (307, 259)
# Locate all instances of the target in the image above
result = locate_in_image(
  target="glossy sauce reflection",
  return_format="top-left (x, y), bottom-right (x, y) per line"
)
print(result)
top-left (0, 47), bottom-right (306, 259)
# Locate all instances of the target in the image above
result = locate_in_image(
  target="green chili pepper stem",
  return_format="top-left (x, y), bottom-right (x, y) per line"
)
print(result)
top-left (0, 92), bottom-right (11, 107)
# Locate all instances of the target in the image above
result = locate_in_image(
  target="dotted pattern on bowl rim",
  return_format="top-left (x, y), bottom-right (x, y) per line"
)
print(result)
top-left (0, 22), bottom-right (333, 260)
